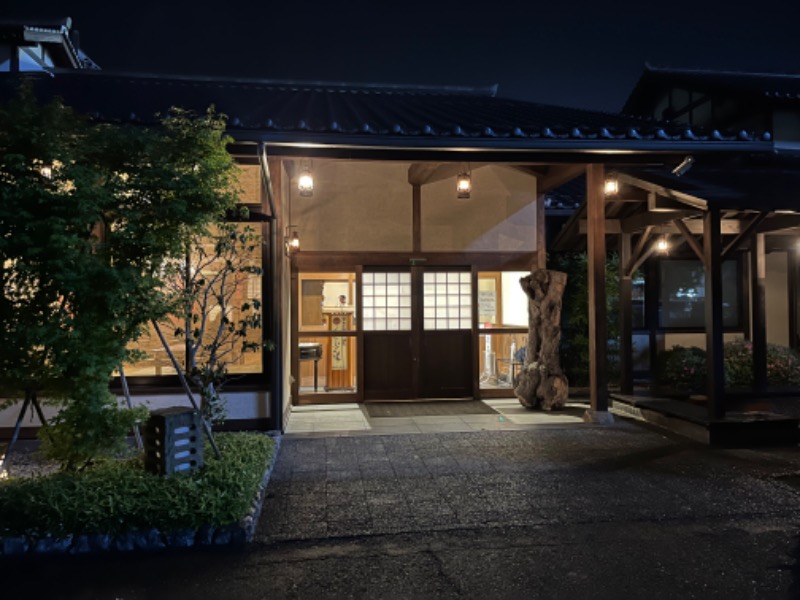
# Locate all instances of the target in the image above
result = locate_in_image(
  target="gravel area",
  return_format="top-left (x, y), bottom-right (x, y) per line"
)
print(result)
top-left (0, 440), bottom-right (60, 479)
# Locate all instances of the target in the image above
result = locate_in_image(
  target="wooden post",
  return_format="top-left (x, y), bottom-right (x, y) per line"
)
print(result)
top-left (751, 233), bottom-right (768, 393)
top-left (413, 184), bottom-right (421, 253)
top-left (704, 207), bottom-right (725, 419)
top-left (585, 164), bottom-right (610, 418)
top-left (619, 233), bottom-right (633, 395)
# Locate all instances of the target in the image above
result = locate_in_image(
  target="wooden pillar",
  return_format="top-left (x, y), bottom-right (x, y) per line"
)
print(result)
top-left (703, 207), bottom-right (725, 419)
top-left (412, 183), bottom-right (421, 253)
top-left (619, 233), bottom-right (633, 394)
top-left (750, 233), bottom-right (768, 393)
top-left (586, 164), bottom-right (609, 414)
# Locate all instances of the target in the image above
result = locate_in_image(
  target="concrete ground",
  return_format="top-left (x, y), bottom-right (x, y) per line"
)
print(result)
top-left (2, 416), bottom-right (800, 599)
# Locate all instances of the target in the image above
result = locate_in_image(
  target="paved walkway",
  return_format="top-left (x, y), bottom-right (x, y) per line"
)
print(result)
top-left (284, 399), bottom-right (587, 436)
top-left (4, 414), bottom-right (800, 599)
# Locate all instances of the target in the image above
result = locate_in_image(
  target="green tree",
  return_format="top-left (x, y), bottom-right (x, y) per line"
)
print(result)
top-left (549, 251), bottom-right (620, 387)
top-left (0, 84), bottom-right (240, 470)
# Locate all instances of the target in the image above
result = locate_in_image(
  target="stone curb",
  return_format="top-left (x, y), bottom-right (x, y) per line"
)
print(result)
top-left (0, 431), bottom-right (282, 557)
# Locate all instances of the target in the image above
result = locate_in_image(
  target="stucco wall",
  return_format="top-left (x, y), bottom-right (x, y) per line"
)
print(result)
top-left (292, 160), bottom-right (413, 252)
top-left (0, 390), bottom-right (270, 429)
top-left (422, 166), bottom-right (537, 252)
top-left (766, 251), bottom-right (789, 347)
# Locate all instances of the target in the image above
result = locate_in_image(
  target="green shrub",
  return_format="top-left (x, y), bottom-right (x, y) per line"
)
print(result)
top-left (0, 432), bottom-right (275, 538)
top-left (654, 340), bottom-right (800, 394)
top-left (766, 343), bottom-right (800, 387)
top-left (549, 251), bottom-right (620, 387)
top-left (654, 345), bottom-right (708, 395)
top-left (38, 394), bottom-right (149, 472)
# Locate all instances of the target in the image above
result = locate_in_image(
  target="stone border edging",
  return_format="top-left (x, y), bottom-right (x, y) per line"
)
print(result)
top-left (0, 431), bottom-right (282, 557)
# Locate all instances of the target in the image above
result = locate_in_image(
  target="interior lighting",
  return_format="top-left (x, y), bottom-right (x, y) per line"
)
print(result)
top-left (298, 162), bottom-right (313, 197)
top-left (656, 236), bottom-right (669, 253)
top-left (285, 227), bottom-right (300, 255)
top-left (604, 177), bottom-right (619, 196)
top-left (456, 170), bottom-right (472, 199)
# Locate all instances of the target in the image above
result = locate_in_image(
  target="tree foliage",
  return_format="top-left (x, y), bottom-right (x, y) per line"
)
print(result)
top-left (548, 251), bottom-right (621, 387)
top-left (0, 83), bottom-right (240, 469)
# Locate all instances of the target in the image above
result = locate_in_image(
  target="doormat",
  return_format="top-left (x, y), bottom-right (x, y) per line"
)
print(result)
top-left (364, 401), bottom-right (498, 418)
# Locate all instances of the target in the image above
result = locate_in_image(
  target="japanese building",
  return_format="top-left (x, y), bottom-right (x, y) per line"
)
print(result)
top-left (2, 19), bottom-right (799, 440)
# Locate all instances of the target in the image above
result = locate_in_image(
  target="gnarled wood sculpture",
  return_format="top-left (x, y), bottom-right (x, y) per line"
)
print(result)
top-left (514, 269), bottom-right (569, 410)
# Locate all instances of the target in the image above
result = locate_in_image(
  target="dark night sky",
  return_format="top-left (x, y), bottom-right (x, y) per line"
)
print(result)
top-left (4, 0), bottom-right (800, 113)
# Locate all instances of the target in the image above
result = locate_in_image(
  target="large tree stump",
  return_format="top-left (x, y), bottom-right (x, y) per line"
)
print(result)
top-left (514, 269), bottom-right (569, 410)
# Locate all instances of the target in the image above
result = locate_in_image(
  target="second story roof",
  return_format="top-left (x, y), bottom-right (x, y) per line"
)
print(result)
top-left (624, 64), bottom-right (800, 115)
top-left (0, 69), bottom-right (774, 156)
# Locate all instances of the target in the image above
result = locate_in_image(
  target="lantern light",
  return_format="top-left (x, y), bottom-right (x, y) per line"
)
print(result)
top-left (604, 177), bottom-right (619, 196)
top-left (285, 227), bottom-right (300, 255)
top-left (456, 171), bottom-right (472, 199)
top-left (298, 162), bottom-right (313, 197)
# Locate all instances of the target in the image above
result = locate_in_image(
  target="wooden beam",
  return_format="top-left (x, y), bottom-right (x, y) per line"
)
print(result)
top-left (627, 244), bottom-right (658, 280)
top-left (647, 191), bottom-right (694, 212)
top-left (704, 207), bottom-right (725, 419)
top-left (755, 214), bottom-right (800, 234)
top-left (539, 164), bottom-right (585, 194)
top-left (625, 225), bottom-right (655, 277)
top-left (586, 164), bottom-right (608, 412)
top-left (673, 218), bottom-right (705, 265)
top-left (616, 172), bottom-right (708, 210)
top-left (580, 216), bottom-right (740, 236)
top-left (407, 163), bottom-right (485, 186)
top-left (620, 210), bottom-right (696, 234)
top-left (721, 212), bottom-right (770, 259)
top-left (412, 184), bottom-right (421, 253)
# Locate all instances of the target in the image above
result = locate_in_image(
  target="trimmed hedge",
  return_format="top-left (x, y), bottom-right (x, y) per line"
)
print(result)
top-left (0, 432), bottom-right (275, 538)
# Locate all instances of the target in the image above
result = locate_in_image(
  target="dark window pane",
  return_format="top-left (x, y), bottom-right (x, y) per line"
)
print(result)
top-left (658, 260), bottom-right (739, 328)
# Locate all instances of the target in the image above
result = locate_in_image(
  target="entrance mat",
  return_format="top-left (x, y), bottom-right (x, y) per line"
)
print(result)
top-left (364, 400), bottom-right (498, 418)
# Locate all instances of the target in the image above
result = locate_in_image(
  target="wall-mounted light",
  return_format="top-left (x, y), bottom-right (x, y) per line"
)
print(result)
top-left (604, 177), bottom-right (619, 196)
top-left (456, 169), bottom-right (472, 200)
top-left (656, 236), bottom-right (670, 254)
top-left (285, 226), bottom-right (300, 255)
top-left (298, 161), bottom-right (313, 197)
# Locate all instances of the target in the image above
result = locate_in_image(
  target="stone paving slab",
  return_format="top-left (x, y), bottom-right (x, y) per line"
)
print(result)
top-left (256, 422), bottom-right (800, 544)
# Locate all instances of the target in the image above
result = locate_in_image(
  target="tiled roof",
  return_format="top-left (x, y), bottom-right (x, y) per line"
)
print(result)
top-left (0, 17), bottom-right (85, 69)
top-left (624, 64), bottom-right (800, 114)
top-left (0, 70), bottom-right (773, 152)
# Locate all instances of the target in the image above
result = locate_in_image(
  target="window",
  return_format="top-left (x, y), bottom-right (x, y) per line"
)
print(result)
top-left (423, 272), bottom-right (471, 330)
top-left (123, 223), bottom-right (264, 377)
top-left (362, 272), bottom-right (411, 331)
top-left (658, 259), bottom-right (740, 329)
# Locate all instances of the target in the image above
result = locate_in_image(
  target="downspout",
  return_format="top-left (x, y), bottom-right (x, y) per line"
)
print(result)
top-left (258, 142), bottom-right (284, 432)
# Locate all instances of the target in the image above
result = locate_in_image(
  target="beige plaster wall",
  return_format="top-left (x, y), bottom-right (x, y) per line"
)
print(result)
top-left (422, 166), bottom-right (537, 252)
top-left (237, 163), bottom-right (261, 205)
top-left (765, 251), bottom-right (790, 347)
top-left (291, 160), bottom-right (413, 252)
